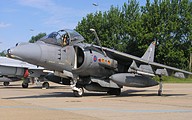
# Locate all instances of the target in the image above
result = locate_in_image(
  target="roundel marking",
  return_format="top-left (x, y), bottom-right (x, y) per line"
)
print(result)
top-left (93, 55), bottom-right (97, 62)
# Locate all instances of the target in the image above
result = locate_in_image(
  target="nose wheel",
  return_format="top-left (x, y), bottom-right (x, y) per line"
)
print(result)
top-left (70, 77), bottom-right (84, 97)
top-left (73, 87), bottom-right (84, 97)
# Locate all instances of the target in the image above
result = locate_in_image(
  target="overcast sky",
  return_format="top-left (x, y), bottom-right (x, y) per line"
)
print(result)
top-left (0, 0), bottom-right (146, 52)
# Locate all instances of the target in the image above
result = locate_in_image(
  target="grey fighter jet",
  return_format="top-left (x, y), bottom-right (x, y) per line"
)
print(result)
top-left (0, 56), bottom-right (48, 88)
top-left (7, 29), bottom-right (192, 97)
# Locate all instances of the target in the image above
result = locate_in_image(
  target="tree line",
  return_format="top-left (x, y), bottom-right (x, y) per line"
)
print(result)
top-left (75, 0), bottom-right (192, 71)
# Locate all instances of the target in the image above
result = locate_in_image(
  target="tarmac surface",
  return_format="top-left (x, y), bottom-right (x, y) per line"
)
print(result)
top-left (0, 81), bottom-right (192, 120)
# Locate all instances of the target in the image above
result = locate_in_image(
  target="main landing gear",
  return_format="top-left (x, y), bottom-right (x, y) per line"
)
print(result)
top-left (107, 88), bottom-right (121, 96)
top-left (22, 82), bottom-right (29, 88)
top-left (22, 77), bottom-right (30, 88)
top-left (42, 82), bottom-right (50, 89)
top-left (158, 75), bottom-right (163, 96)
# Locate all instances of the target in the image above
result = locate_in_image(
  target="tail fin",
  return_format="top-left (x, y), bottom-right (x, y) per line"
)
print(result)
top-left (141, 41), bottom-right (156, 62)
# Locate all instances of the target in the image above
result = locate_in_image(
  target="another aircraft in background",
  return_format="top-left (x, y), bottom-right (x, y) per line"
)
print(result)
top-left (0, 56), bottom-right (49, 88)
top-left (7, 29), bottom-right (192, 97)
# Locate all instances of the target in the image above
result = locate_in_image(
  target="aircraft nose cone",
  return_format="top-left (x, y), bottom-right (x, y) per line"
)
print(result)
top-left (8, 43), bottom-right (41, 63)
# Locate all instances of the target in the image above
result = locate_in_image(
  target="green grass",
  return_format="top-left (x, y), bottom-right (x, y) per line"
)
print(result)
top-left (153, 76), bottom-right (192, 83)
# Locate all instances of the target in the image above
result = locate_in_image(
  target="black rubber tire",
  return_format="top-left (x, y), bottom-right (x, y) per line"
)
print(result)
top-left (22, 83), bottom-right (28, 88)
top-left (42, 82), bottom-right (50, 89)
top-left (107, 88), bottom-right (121, 96)
top-left (158, 90), bottom-right (162, 96)
top-left (3, 82), bottom-right (10, 86)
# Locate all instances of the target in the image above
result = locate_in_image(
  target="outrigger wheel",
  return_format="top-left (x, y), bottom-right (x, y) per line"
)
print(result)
top-left (158, 75), bottom-right (163, 96)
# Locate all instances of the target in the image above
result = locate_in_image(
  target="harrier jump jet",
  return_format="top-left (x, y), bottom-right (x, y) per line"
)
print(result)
top-left (0, 56), bottom-right (48, 88)
top-left (7, 29), bottom-right (192, 97)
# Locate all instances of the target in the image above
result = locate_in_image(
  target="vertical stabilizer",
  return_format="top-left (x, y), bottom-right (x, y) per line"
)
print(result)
top-left (141, 41), bottom-right (156, 62)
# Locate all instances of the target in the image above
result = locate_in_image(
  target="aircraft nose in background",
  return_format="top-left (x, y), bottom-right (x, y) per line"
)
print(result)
top-left (8, 43), bottom-right (42, 63)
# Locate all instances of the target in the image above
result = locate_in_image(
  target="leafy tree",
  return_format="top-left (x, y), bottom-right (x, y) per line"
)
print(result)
top-left (121, 0), bottom-right (144, 56)
top-left (0, 50), bottom-right (6, 56)
top-left (76, 0), bottom-right (141, 55)
top-left (141, 0), bottom-right (191, 69)
top-left (29, 33), bottom-right (46, 43)
top-left (76, 0), bottom-right (192, 70)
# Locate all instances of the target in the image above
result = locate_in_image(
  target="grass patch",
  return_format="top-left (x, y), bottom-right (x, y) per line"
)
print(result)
top-left (153, 76), bottom-right (192, 83)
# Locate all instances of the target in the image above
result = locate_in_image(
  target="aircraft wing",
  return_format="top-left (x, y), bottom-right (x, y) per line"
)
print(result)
top-left (99, 46), bottom-right (192, 76)
top-left (0, 56), bottom-right (44, 70)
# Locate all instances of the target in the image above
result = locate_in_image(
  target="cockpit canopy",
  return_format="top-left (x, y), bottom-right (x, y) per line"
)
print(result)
top-left (38, 29), bottom-right (84, 46)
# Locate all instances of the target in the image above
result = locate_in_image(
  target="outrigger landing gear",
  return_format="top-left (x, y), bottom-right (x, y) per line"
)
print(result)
top-left (158, 75), bottom-right (163, 96)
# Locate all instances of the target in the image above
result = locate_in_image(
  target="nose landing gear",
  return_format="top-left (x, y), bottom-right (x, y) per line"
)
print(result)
top-left (70, 77), bottom-right (84, 97)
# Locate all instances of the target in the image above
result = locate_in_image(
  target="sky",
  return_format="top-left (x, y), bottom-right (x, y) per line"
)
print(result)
top-left (0, 0), bottom-right (146, 52)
